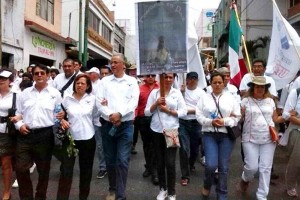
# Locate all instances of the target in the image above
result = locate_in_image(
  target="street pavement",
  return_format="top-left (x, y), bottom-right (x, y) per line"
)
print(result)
top-left (1, 137), bottom-right (297, 200)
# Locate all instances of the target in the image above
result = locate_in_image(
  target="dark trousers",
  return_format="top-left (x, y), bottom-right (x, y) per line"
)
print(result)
top-left (152, 131), bottom-right (177, 195)
top-left (56, 136), bottom-right (96, 200)
top-left (15, 127), bottom-right (54, 200)
top-left (101, 118), bottom-right (133, 200)
top-left (135, 116), bottom-right (157, 174)
top-left (178, 119), bottom-right (202, 179)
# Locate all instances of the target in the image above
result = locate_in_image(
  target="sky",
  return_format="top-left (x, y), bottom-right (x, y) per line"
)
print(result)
top-left (103, 0), bottom-right (221, 34)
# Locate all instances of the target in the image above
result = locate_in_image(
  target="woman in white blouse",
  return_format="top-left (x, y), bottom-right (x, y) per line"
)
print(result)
top-left (59, 74), bottom-right (99, 200)
top-left (145, 73), bottom-right (187, 200)
top-left (0, 70), bottom-right (16, 200)
top-left (196, 72), bottom-right (240, 200)
top-left (239, 76), bottom-right (283, 200)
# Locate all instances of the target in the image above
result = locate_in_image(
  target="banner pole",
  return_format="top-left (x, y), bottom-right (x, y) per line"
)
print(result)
top-left (232, 1), bottom-right (252, 73)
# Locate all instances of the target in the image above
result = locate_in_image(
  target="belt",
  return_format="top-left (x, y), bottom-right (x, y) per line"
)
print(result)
top-left (0, 116), bottom-right (9, 123)
top-left (179, 119), bottom-right (198, 123)
top-left (100, 117), bottom-right (133, 125)
top-left (29, 126), bottom-right (53, 134)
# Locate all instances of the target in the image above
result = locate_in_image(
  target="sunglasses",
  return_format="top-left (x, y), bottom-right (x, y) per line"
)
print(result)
top-left (146, 74), bottom-right (156, 78)
top-left (34, 71), bottom-right (46, 76)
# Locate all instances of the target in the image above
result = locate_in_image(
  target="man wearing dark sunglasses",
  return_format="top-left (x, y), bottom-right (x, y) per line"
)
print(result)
top-left (14, 64), bottom-right (63, 200)
top-left (135, 74), bottom-right (159, 185)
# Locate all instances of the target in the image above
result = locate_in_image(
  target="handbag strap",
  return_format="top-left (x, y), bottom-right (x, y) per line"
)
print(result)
top-left (211, 93), bottom-right (223, 118)
top-left (60, 71), bottom-right (79, 97)
top-left (250, 97), bottom-right (270, 126)
top-left (12, 92), bottom-right (16, 110)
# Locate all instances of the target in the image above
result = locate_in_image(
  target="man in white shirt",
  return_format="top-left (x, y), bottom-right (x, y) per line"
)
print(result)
top-left (179, 72), bottom-right (206, 186)
top-left (52, 58), bottom-right (82, 97)
top-left (239, 59), bottom-right (277, 97)
top-left (86, 67), bottom-right (107, 179)
top-left (14, 64), bottom-right (62, 200)
top-left (96, 53), bottom-right (139, 200)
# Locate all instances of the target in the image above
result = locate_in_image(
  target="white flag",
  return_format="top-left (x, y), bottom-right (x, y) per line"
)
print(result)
top-left (266, 1), bottom-right (300, 90)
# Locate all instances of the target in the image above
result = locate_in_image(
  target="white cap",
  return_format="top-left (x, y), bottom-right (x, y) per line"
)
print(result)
top-left (0, 70), bottom-right (12, 78)
top-left (86, 67), bottom-right (100, 75)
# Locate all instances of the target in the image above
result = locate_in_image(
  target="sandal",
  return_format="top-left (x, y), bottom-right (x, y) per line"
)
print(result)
top-left (287, 188), bottom-right (298, 197)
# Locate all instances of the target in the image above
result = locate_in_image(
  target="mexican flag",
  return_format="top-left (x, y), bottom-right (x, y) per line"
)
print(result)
top-left (228, 6), bottom-right (244, 88)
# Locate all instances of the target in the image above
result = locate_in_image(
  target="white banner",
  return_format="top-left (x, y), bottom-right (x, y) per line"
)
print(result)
top-left (266, 1), bottom-right (300, 90)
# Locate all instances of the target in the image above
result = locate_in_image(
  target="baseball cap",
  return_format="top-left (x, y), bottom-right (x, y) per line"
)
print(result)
top-left (86, 67), bottom-right (100, 75)
top-left (186, 72), bottom-right (198, 79)
top-left (0, 70), bottom-right (12, 78)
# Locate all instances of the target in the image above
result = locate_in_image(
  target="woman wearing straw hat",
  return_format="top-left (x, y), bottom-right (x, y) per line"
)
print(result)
top-left (239, 76), bottom-right (284, 199)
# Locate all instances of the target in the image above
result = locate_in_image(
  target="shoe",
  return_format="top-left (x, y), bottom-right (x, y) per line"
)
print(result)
top-left (152, 176), bottom-right (159, 185)
top-left (240, 179), bottom-right (249, 193)
top-left (287, 188), bottom-right (298, 197)
top-left (168, 195), bottom-right (176, 200)
top-left (156, 188), bottom-right (167, 200)
top-left (131, 145), bottom-right (137, 155)
top-left (105, 191), bottom-right (115, 200)
top-left (142, 168), bottom-right (151, 177)
top-left (97, 170), bottom-right (107, 179)
top-left (271, 173), bottom-right (279, 180)
top-left (12, 179), bottom-right (18, 188)
top-left (190, 165), bottom-right (196, 172)
top-left (30, 163), bottom-right (36, 174)
top-left (201, 188), bottom-right (210, 199)
top-left (200, 156), bottom-right (205, 166)
top-left (180, 178), bottom-right (189, 186)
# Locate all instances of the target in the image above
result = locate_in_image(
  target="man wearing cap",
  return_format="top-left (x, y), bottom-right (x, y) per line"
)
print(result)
top-left (135, 73), bottom-right (159, 184)
top-left (14, 64), bottom-right (63, 200)
top-left (239, 58), bottom-right (277, 97)
top-left (205, 67), bottom-right (241, 104)
top-left (86, 67), bottom-right (108, 179)
top-left (178, 72), bottom-right (206, 186)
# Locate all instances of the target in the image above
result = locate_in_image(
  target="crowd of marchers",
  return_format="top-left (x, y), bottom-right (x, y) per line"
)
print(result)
top-left (0, 54), bottom-right (300, 200)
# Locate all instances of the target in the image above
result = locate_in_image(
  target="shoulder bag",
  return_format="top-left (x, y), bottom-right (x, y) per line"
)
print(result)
top-left (211, 93), bottom-right (242, 140)
top-left (6, 93), bottom-right (17, 135)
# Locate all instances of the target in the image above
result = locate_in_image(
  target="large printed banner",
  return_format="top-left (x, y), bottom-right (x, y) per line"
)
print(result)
top-left (136, 1), bottom-right (188, 75)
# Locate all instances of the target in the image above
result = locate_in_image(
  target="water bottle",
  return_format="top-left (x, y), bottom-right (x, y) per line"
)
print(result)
top-left (210, 110), bottom-right (218, 119)
top-left (54, 104), bottom-right (62, 124)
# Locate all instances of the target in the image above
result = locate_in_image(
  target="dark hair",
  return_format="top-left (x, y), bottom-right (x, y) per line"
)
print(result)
top-left (19, 79), bottom-right (33, 91)
top-left (73, 59), bottom-right (82, 65)
top-left (32, 63), bottom-right (49, 74)
top-left (50, 68), bottom-right (60, 75)
top-left (73, 74), bottom-right (92, 94)
top-left (22, 72), bottom-right (33, 81)
top-left (63, 58), bottom-right (74, 65)
top-left (252, 58), bottom-right (266, 68)
top-left (210, 72), bottom-right (224, 83)
top-left (244, 84), bottom-right (272, 99)
top-left (100, 65), bottom-right (112, 73)
top-left (0, 68), bottom-right (14, 82)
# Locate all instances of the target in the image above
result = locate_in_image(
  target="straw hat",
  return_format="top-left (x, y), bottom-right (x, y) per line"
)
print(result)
top-left (247, 76), bottom-right (271, 88)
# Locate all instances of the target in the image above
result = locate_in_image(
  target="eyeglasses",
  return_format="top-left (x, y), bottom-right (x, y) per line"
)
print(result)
top-left (110, 61), bottom-right (122, 65)
top-left (146, 74), bottom-right (156, 78)
top-left (34, 71), bottom-right (46, 76)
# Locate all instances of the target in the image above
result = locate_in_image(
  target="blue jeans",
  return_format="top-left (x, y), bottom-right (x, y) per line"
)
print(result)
top-left (202, 132), bottom-right (235, 200)
top-left (100, 118), bottom-right (133, 200)
top-left (178, 119), bottom-right (202, 179)
top-left (94, 125), bottom-right (106, 171)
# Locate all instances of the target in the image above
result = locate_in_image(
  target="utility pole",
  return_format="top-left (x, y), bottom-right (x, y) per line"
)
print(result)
top-left (83, 0), bottom-right (90, 67)
top-left (78, 0), bottom-right (83, 62)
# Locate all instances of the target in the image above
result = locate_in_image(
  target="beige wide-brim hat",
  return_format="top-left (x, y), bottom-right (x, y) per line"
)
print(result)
top-left (247, 76), bottom-right (271, 88)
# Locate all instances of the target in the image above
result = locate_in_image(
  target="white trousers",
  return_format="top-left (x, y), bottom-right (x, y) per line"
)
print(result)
top-left (241, 142), bottom-right (276, 200)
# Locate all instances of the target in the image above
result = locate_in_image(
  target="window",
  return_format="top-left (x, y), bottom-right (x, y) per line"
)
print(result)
top-left (88, 11), bottom-right (100, 32)
top-left (290, 0), bottom-right (300, 7)
top-left (36, 0), bottom-right (54, 24)
top-left (102, 23), bottom-right (112, 43)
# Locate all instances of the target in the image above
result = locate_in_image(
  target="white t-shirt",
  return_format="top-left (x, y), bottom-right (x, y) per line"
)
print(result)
top-left (181, 87), bottom-right (206, 120)
top-left (241, 97), bottom-right (275, 144)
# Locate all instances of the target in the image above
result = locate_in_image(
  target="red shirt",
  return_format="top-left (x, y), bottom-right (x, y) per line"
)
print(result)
top-left (136, 82), bottom-right (159, 117)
